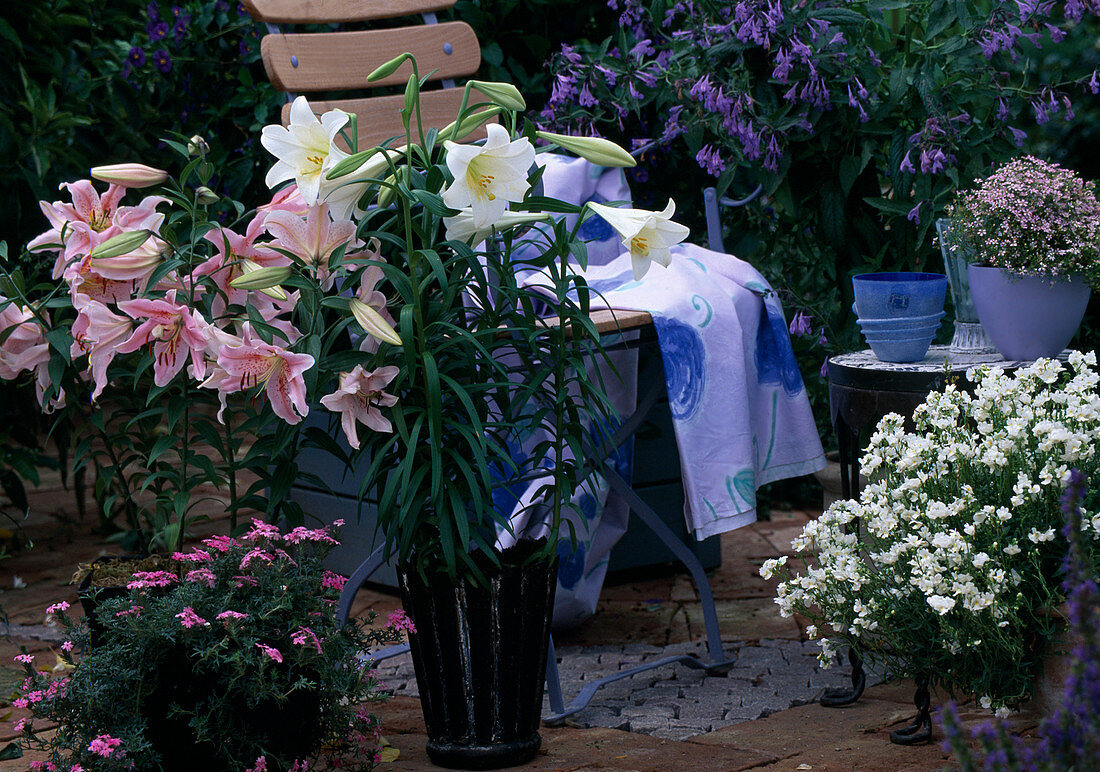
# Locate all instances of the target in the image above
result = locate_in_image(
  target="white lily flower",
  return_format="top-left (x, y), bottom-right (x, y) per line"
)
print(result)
top-left (261, 96), bottom-right (351, 205)
top-left (443, 208), bottom-right (550, 244)
top-left (441, 124), bottom-right (535, 231)
top-left (587, 199), bottom-right (690, 280)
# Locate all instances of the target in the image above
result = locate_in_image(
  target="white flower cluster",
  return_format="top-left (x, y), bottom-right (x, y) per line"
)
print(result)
top-left (763, 351), bottom-right (1100, 701)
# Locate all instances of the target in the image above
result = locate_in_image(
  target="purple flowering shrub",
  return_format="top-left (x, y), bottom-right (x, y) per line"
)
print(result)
top-left (12, 520), bottom-right (404, 771)
top-left (947, 156), bottom-right (1100, 288)
top-left (543, 0), bottom-right (1100, 326)
top-left (940, 469), bottom-right (1100, 770)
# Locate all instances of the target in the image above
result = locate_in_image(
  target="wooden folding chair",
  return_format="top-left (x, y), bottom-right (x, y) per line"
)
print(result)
top-left (242, 0), bottom-right (488, 148)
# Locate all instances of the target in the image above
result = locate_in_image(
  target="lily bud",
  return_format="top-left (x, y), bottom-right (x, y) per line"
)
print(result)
top-left (195, 186), bottom-right (220, 205)
top-left (188, 135), bottom-right (210, 156)
top-left (467, 80), bottom-right (526, 111)
top-left (367, 52), bottom-right (412, 82)
top-left (439, 107), bottom-right (504, 141)
top-left (350, 299), bottom-right (401, 346)
top-left (535, 131), bottom-right (636, 168)
top-left (90, 163), bottom-right (169, 189)
top-left (230, 260), bottom-right (291, 300)
top-left (87, 230), bottom-right (152, 261)
top-left (376, 173), bottom-right (400, 209)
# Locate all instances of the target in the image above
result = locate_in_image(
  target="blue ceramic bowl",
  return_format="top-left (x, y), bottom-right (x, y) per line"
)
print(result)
top-left (865, 337), bottom-right (935, 363)
top-left (852, 272), bottom-right (948, 320)
top-left (861, 330), bottom-right (938, 344)
top-left (857, 310), bottom-right (945, 329)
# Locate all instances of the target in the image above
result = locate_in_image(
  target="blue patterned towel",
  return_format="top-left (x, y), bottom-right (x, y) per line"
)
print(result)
top-left (537, 241), bottom-right (826, 539)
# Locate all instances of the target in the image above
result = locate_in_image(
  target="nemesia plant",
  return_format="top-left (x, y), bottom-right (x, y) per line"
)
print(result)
top-left (762, 351), bottom-right (1100, 711)
top-left (941, 469), bottom-right (1100, 769)
top-left (946, 156), bottom-right (1100, 289)
top-left (12, 520), bottom-right (404, 770)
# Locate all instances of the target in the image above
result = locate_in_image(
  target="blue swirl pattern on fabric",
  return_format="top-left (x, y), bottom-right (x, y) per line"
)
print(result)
top-left (556, 540), bottom-right (587, 590)
top-left (577, 193), bottom-right (616, 243)
top-left (755, 303), bottom-right (805, 397)
top-left (653, 317), bottom-right (706, 421)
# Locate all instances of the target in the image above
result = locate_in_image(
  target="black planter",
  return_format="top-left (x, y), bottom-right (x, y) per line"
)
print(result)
top-left (398, 541), bottom-right (558, 770)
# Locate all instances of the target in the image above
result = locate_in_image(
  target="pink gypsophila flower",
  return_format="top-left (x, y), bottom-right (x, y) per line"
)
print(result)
top-left (45, 601), bottom-right (70, 615)
top-left (175, 606), bottom-right (210, 628)
top-left (256, 643), bottom-right (283, 663)
top-left (61, 640), bottom-right (74, 652)
top-left (14, 653), bottom-right (35, 665)
top-left (115, 604), bottom-right (143, 618)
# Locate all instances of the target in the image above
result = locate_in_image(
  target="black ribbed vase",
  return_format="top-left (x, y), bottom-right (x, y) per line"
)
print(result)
top-left (397, 540), bottom-right (558, 770)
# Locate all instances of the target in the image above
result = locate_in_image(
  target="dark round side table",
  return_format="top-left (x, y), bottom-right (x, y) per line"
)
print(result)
top-left (827, 346), bottom-right (1021, 500)
top-left (821, 345), bottom-right (1049, 740)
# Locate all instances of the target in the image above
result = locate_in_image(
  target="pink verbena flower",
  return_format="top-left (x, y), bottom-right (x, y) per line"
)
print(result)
top-left (291, 626), bottom-right (323, 653)
top-left (172, 548), bottom-right (213, 562)
top-left (321, 571), bottom-right (347, 591)
top-left (256, 643), bottom-right (283, 663)
top-left (185, 567), bottom-right (217, 588)
top-left (240, 548), bottom-right (275, 569)
top-left (284, 526), bottom-right (339, 545)
top-left (242, 518), bottom-right (282, 542)
top-left (216, 610), bottom-right (249, 624)
top-left (127, 570), bottom-right (179, 590)
top-left (203, 534), bottom-right (236, 552)
top-left (175, 606), bottom-right (210, 629)
top-left (246, 757), bottom-right (269, 772)
top-left (88, 734), bottom-right (124, 758)
top-left (387, 609), bottom-right (417, 634)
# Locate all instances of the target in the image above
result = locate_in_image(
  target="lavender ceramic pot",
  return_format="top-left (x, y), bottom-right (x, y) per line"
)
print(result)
top-left (968, 265), bottom-right (1091, 361)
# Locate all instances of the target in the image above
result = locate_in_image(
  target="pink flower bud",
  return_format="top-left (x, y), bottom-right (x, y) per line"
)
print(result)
top-left (90, 163), bottom-right (169, 188)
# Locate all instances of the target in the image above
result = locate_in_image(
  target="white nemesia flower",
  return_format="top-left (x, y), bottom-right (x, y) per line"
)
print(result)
top-left (927, 595), bottom-right (956, 615)
top-left (441, 123), bottom-right (535, 230)
top-left (587, 199), bottom-right (690, 280)
top-left (261, 96), bottom-right (351, 205)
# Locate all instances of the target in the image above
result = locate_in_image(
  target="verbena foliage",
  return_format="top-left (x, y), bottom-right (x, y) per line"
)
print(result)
top-left (14, 522), bottom-right (402, 770)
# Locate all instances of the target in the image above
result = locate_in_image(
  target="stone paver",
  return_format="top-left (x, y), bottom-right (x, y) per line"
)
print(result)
top-left (372, 638), bottom-right (882, 740)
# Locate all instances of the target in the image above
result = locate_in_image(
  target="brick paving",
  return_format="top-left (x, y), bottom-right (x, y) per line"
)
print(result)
top-left (0, 473), bottom-right (1039, 770)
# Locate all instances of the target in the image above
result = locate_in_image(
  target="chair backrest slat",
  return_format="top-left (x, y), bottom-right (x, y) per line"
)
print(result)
top-left (285, 89), bottom-right (490, 149)
top-left (261, 23), bottom-right (480, 92)
top-left (243, 0), bottom-right (456, 24)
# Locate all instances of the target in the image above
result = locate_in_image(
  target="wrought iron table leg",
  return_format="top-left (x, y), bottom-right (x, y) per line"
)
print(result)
top-left (890, 680), bottom-right (932, 745)
top-left (820, 647), bottom-right (866, 707)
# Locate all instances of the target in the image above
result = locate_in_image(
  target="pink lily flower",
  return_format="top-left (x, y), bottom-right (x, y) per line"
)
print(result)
top-left (70, 301), bottom-right (135, 400)
top-left (116, 291), bottom-right (211, 386)
top-left (264, 202), bottom-right (358, 289)
top-left (258, 184), bottom-right (310, 216)
top-left (216, 326), bottom-right (315, 424)
top-left (319, 365), bottom-right (399, 449)
top-left (195, 213), bottom-right (288, 314)
top-left (27, 181), bottom-right (127, 259)
top-left (0, 299), bottom-right (49, 382)
top-left (354, 265), bottom-right (394, 354)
